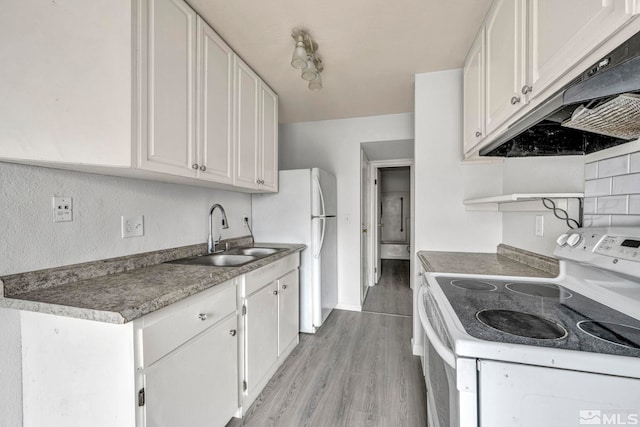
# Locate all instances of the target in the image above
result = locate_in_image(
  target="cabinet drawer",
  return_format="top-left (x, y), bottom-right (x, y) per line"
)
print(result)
top-left (244, 253), bottom-right (299, 296)
top-left (142, 281), bottom-right (236, 366)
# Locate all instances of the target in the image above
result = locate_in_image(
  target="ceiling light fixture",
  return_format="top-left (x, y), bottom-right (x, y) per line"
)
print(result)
top-left (290, 28), bottom-right (324, 91)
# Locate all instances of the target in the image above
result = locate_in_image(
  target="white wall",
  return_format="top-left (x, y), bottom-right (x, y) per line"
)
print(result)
top-left (413, 69), bottom-right (503, 351)
top-left (501, 156), bottom-right (584, 256)
top-left (279, 113), bottom-right (414, 310)
top-left (0, 161), bottom-right (252, 426)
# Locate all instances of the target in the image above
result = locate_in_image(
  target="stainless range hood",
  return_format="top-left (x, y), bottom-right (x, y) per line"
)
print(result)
top-left (480, 31), bottom-right (640, 157)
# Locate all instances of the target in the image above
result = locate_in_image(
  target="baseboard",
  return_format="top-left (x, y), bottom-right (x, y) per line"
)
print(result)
top-left (334, 303), bottom-right (362, 312)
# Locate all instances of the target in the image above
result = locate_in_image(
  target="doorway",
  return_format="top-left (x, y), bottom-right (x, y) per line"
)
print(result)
top-left (360, 141), bottom-right (414, 317)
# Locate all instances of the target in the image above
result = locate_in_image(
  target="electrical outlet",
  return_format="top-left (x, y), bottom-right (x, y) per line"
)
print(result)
top-left (53, 197), bottom-right (73, 222)
top-left (242, 215), bottom-right (250, 224)
top-left (121, 215), bottom-right (144, 238)
top-left (535, 215), bottom-right (544, 237)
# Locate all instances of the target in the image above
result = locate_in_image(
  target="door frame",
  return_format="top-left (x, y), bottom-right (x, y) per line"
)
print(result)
top-left (367, 159), bottom-right (414, 290)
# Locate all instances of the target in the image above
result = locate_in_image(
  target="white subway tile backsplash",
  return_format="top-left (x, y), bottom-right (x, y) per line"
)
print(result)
top-left (631, 152), bottom-right (640, 174)
top-left (583, 215), bottom-right (611, 227)
top-left (630, 195), bottom-right (640, 215)
top-left (610, 215), bottom-right (640, 226)
top-left (598, 155), bottom-right (629, 178)
top-left (596, 195), bottom-right (628, 214)
top-left (584, 162), bottom-right (598, 180)
top-left (584, 178), bottom-right (611, 197)
top-left (583, 197), bottom-right (597, 214)
top-left (612, 173), bottom-right (640, 195)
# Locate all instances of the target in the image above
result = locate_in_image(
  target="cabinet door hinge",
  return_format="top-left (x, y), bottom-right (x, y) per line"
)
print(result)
top-left (242, 304), bottom-right (247, 316)
top-left (138, 388), bottom-right (145, 407)
top-left (374, 179), bottom-right (377, 185)
top-left (374, 267), bottom-right (377, 273)
top-left (243, 380), bottom-right (247, 392)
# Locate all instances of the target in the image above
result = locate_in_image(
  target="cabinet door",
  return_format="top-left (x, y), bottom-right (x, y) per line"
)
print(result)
top-left (245, 282), bottom-right (278, 395)
top-left (528, 0), bottom-right (633, 99)
top-left (197, 17), bottom-right (234, 184)
top-left (463, 29), bottom-right (485, 154)
top-left (233, 57), bottom-right (260, 189)
top-left (144, 314), bottom-right (238, 427)
top-left (485, 0), bottom-right (527, 135)
top-left (278, 270), bottom-right (299, 355)
top-left (139, 0), bottom-right (197, 177)
top-left (259, 83), bottom-right (278, 192)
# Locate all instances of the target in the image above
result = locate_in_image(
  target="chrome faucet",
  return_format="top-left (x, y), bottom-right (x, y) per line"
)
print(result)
top-left (207, 204), bottom-right (229, 253)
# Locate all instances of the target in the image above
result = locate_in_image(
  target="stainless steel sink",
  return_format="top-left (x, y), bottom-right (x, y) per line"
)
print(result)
top-left (227, 247), bottom-right (282, 257)
top-left (167, 253), bottom-right (257, 267)
top-left (166, 246), bottom-right (284, 267)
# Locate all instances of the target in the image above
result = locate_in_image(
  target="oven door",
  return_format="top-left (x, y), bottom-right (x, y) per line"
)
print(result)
top-left (418, 280), bottom-right (478, 427)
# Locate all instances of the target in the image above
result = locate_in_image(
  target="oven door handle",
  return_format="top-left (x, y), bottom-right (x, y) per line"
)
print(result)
top-left (418, 286), bottom-right (456, 369)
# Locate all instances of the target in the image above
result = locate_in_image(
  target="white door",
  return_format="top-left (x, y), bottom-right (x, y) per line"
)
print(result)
top-left (196, 17), bottom-right (233, 184)
top-left (233, 56), bottom-right (259, 189)
top-left (259, 83), bottom-right (278, 192)
top-left (278, 270), bottom-right (299, 355)
top-left (244, 282), bottom-right (278, 395)
top-left (144, 315), bottom-right (238, 427)
top-left (375, 168), bottom-right (382, 284)
top-left (463, 28), bottom-right (485, 154)
top-left (485, 0), bottom-right (527, 135)
top-left (360, 150), bottom-right (371, 302)
top-left (139, 0), bottom-right (197, 177)
top-left (527, 0), bottom-right (633, 99)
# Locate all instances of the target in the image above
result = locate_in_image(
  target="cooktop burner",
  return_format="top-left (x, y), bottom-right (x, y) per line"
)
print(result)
top-left (476, 309), bottom-right (568, 340)
top-left (577, 321), bottom-right (640, 350)
top-left (505, 282), bottom-right (573, 299)
top-left (450, 279), bottom-right (497, 291)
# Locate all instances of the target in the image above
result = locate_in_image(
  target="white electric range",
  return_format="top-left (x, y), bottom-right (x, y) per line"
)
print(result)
top-left (418, 226), bottom-right (640, 427)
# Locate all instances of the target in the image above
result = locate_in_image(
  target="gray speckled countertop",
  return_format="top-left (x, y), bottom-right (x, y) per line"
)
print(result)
top-left (0, 242), bottom-right (305, 324)
top-left (418, 248), bottom-right (557, 278)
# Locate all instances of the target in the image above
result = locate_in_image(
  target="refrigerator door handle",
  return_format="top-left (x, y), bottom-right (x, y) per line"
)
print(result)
top-left (313, 174), bottom-right (327, 217)
top-left (314, 217), bottom-right (326, 259)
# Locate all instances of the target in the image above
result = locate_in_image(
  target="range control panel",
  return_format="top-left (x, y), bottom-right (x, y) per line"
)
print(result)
top-left (554, 226), bottom-right (640, 279)
top-left (595, 235), bottom-right (640, 261)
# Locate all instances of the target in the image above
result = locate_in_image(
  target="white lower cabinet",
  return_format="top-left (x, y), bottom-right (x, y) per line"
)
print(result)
top-left (241, 254), bottom-right (301, 411)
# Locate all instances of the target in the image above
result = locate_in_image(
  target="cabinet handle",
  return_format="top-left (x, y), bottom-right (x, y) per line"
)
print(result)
top-left (510, 96), bottom-right (521, 105)
top-left (475, 131), bottom-right (482, 137)
top-left (199, 165), bottom-right (206, 172)
top-left (229, 329), bottom-right (237, 337)
top-left (192, 163), bottom-right (199, 170)
top-left (521, 85), bottom-right (532, 95)
top-left (256, 179), bottom-right (261, 184)
top-left (281, 284), bottom-right (287, 290)
top-left (273, 290), bottom-right (278, 296)
top-left (198, 313), bottom-right (208, 321)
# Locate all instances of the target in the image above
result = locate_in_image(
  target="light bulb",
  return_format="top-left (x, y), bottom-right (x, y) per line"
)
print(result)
top-left (308, 74), bottom-right (322, 91)
top-left (291, 39), bottom-right (307, 69)
top-left (301, 57), bottom-right (318, 81)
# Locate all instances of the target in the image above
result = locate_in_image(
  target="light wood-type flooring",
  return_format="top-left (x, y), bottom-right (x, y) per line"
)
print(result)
top-left (227, 309), bottom-right (427, 427)
top-left (362, 260), bottom-right (412, 316)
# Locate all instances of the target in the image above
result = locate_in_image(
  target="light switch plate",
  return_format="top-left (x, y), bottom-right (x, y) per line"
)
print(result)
top-left (53, 197), bottom-right (73, 222)
top-left (121, 215), bottom-right (144, 238)
top-left (535, 215), bottom-right (544, 237)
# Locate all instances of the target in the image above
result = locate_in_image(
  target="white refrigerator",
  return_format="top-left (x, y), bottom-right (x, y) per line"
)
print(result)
top-left (251, 168), bottom-right (338, 333)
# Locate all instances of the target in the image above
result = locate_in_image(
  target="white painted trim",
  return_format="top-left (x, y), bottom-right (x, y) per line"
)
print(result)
top-left (412, 339), bottom-right (423, 357)
top-left (334, 303), bottom-right (362, 312)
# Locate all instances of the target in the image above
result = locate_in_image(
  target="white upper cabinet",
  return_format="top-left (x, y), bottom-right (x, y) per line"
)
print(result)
top-left (138, 0), bottom-right (197, 178)
top-left (0, 0), bottom-right (277, 192)
top-left (463, 29), bottom-right (486, 153)
top-left (259, 84), bottom-right (279, 192)
top-left (527, 0), bottom-right (633, 100)
top-left (463, 0), bottom-right (639, 156)
top-left (234, 57), bottom-right (279, 192)
top-left (197, 17), bottom-right (234, 184)
top-left (484, 0), bottom-right (527, 135)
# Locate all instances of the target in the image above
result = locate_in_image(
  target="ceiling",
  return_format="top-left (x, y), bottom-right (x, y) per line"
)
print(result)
top-left (189, 0), bottom-right (493, 124)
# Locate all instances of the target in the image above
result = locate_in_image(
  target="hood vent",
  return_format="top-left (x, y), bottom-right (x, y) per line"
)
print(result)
top-left (562, 93), bottom-right (640, 140)
top-left (481, 31), bottom-right (640, 158)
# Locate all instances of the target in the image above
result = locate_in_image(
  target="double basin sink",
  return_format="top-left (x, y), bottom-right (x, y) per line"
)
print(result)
top-left (167, 246), bottom-right (284, 267)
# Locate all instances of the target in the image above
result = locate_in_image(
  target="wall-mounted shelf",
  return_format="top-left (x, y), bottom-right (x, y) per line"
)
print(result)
top-left (464, 192), bottom-right (584, 228)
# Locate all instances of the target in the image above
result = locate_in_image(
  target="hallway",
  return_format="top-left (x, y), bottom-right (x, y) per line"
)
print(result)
top-left (227, 309), bottom-right (427, 427)
top-left (362, 260), bottom-right (412, 316)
